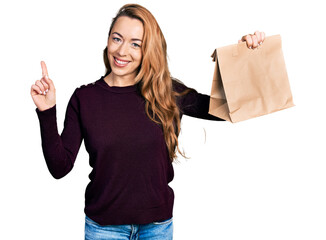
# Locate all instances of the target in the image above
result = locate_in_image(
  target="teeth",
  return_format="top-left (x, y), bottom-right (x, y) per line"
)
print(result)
top-left (115, 58), bottom-right (129, 65)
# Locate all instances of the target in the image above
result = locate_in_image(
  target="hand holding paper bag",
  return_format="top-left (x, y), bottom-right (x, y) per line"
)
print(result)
top-left (238, 31), bottom-right (266, 49)
top-left (209, 34), bottom-right (294, 123)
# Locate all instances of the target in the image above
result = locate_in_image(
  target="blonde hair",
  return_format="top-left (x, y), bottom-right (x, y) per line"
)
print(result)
top-left (103, 4), bottom-right (192, 163)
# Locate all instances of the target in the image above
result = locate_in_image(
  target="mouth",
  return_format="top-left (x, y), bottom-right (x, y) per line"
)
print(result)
top-left (113, 57), bottom-right (130, 67)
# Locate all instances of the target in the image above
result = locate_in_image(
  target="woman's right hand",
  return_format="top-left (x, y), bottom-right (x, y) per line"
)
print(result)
top-left (31, 61), bottom-right (56, 111)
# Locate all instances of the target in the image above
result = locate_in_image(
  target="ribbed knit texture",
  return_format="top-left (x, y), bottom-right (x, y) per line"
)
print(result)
top-left (36, 75), bottom-right (223, 225)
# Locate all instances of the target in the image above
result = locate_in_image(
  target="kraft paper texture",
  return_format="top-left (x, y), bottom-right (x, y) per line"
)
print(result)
top-left (209, 34), bottom-right (294, 123)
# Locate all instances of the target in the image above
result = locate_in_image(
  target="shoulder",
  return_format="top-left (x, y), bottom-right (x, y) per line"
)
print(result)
top-left (171, 77), bottom-right (197, 96)
top-left (73, 79), bottom-right (99, 96)
top-left (171, 77), bottom-right (200, 112)
top-left (172, 77), bottom-right (193, 93)
top-left (66, 79), bottom-right (102, 103)
top-left (171, 77), bottom-right (185, 90)
top-left (77, 80), bottom-right (97, 91)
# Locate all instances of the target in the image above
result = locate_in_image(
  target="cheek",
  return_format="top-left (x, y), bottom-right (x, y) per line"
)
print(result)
top-left (107, 45), bottom-right (114, 57)
top-left (134, 51), bottom-right (142, 63)
top-left (107, 47), bottom-right (116, 65)
top-left (107, 41), bottom-right (117, 56)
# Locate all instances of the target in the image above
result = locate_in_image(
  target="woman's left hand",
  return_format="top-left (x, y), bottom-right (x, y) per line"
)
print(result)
top-left (238, 31), bottom-right (265, 49)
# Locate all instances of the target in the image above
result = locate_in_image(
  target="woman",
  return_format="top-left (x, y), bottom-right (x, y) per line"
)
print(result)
top-left (31, 3), bottom-right (265, 240)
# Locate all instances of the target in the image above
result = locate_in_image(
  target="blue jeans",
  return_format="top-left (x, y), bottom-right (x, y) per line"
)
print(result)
top-left (85, 215), bottom-right (173, 240)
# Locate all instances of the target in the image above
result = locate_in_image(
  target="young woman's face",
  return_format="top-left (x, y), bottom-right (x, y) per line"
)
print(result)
top-left (107, 16), bottom-right (143, 81)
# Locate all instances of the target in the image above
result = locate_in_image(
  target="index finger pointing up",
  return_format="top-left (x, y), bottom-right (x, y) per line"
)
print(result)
top-left (41, 61), bottom-right (48, 77)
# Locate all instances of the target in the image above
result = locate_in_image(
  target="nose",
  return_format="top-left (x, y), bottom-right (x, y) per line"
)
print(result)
top-left (117, 42), bottom-right (128, 56)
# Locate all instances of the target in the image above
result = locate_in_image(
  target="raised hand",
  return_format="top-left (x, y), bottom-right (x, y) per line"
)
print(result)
top-left (238, 31), bottom-right (265, 49)
top-left (30, 61), bottom-right (56, 111)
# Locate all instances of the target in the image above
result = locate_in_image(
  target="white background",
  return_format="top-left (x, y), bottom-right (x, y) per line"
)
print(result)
top-left (1, 0), bottom-right (325, 239)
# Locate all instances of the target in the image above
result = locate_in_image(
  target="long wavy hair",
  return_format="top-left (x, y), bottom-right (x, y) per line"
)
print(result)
top-left (103, 4), bottom-right (193, 163)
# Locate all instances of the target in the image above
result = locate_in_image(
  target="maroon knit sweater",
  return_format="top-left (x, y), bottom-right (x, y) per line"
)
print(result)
top-left (36, 75), bottom-right (223, 225)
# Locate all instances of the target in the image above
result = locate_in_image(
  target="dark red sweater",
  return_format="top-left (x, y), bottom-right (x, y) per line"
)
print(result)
top-left (36, 75), bottom-right (223, 225)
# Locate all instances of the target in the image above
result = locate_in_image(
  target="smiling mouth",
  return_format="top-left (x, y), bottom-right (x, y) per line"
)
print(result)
top-left (114, 57), bottom-right (130, 67)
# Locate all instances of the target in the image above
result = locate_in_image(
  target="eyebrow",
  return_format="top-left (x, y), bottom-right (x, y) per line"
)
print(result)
top-left (112, 32), bottom-right (142, 42)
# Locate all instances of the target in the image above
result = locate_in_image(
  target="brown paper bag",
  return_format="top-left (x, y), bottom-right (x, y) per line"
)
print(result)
top-left (209, 34), bottom-right (294, 123)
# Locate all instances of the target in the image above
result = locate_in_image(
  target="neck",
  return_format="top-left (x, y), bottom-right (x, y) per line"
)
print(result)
top-left (105, 72), bottom-right (136, 87)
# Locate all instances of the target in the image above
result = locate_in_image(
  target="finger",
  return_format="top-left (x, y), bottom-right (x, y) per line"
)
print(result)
top-left (242, 35), bottom-right (253, 49)
top-left (38, 78), bottom-right (48, 91)
top-left (254, 31), bottom-right (262, 44)
top-left (41, 61), bottom-right (49, 78)
top-left (35, 80), bottom-right (46, 95)
top-left (261, 32), bottom-right (265, 43)
top-left (41, 79), bottom-right (49, 92)
top-left (252, 35), bottom-right (259, 49)
top-left (42, 74), bottom-right (55, 91)
top-left (31, 84), bottom-right (43, 95)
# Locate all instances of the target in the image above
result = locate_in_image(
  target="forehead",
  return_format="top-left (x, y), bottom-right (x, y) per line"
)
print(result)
top-left (111, 16), bottom-right (144, 39)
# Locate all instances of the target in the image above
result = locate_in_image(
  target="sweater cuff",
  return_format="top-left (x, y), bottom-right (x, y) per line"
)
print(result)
top-left (35, 105), bottom-right (58, 136)
top-left (36, 105), bottom-right (56, 118)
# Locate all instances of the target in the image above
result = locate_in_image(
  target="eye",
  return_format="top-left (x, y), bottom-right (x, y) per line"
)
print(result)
top-left (132, 43), bottom-right (141, 48)
top-left (112, 37), bottom-right (121, 43)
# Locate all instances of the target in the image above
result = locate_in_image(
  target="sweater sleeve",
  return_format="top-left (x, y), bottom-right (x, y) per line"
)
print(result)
top-left (35, 89), bottom-right (83, 179)
top-left (172, 79), bottom-right (225, 121)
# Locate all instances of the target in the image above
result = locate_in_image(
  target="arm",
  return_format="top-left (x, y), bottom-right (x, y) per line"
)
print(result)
top-left (172, 78), bottom-right (224, 121)
top-left (31, 61), bottom-right (82, 179)
top-left (171, 32), bottom-right (266, 121)
top-left (35, 89), bottom-right (83, 179)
